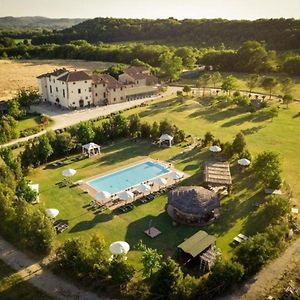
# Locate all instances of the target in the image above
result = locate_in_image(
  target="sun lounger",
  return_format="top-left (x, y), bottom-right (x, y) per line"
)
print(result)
top-left (238, 234), bottom-right (248, 241)
top-left (233, 236), bottom-right (243, 244)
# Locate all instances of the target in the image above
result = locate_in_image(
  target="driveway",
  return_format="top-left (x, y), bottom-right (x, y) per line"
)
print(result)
top-left (0, 236), bottom-right (106, 300)
top-left (0, 86), bottom-right (180, 148)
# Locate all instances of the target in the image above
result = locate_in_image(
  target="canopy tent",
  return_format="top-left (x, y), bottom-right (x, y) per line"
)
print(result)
top-left (135, 183), bottom-right (151, 194)
top-left (159, 134), bottom-right (174, 147)
top-left (109, 241), bottom-right (130, 255)
top-left (169, 171), bottom-right (184, 181)
top-left (62, 168), bottom-right (76, 177)
top-left (96, 190), bottom-right (111, 203)
top-left (153, 177), bottom-right (167, 187)
top-left (118, 190), bottom-right (134, 202)
top-left (178, 230), bottom-right (216, 258)
top-left (45, 208), bottom-right (59, 219)
top-left (82, 142), bottom-right (101, 157)
top-left (237, 158), bottom-right (251, 166)
top-left (209, 145), bottom-right (222, 153)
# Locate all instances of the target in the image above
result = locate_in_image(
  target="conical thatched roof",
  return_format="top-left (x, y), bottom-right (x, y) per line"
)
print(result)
top-left (168, 186), bottom-right (219, 215)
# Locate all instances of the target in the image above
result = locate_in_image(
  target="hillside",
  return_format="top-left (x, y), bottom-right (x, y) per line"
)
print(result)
top-left (0, 16), bottom-right (87, 30)
top-left (32, 17), bottom-right (300, 50)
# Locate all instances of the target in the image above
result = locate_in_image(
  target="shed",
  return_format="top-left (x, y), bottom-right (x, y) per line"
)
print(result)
top-left (167, 186), bottom-right (220, 225)
top-left (178, 230), bottom-right (216, 258)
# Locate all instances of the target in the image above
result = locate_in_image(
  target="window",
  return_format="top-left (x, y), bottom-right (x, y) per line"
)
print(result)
top-left (86, 97), bottom-right (88, 100)
top-left (73, 82), bottom-right (76, 85)
top-left (95, 93), bottom-right (98, 96)
top-left (89, 87), bottom-right (92, 92)
top-left (94, 84), bottom-right (97, 88)
top-left (114, 98), bottom-right (116, 101)
top-left (103, 92), bottom-right (106, 98)
top-left (63, 89), bottom-right (65, 97)
top-left (85, 81), bottom-right (87, 83)
top-left (50, 86), bottom-right (52, 93)
top-left (56, 87), bottom-right (58, 92)
top-left (121, 96), bottom-right (123, 100)
top-left (113, 88), bottom-right (116, 92)
top-left (53, 79), bottom-right (55, 83)
top-left (103, 84), bottom-right (105, 87)
top-left (121, 87), bottom-right (123, 91)
top-left (78, 89), bottom-right (81, 94)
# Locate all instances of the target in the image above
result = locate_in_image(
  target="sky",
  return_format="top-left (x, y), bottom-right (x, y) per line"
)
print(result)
top-left (0, 0), bottom-right (300, 20)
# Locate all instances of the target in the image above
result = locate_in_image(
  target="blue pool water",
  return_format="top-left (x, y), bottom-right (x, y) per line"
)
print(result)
top-left (87, 160), bottom-right (170, 194)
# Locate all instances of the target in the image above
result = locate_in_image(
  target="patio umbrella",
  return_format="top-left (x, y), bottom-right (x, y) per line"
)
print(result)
top-left (209, 145), bottom-right (222, 153)
top-left (238, 158), bottom-right (251, 166)
top-left (45, 208), bottom-right (59, 219)
top-left (96, 190), bottom-right (111, 202)
top-left (118, 191), bottom-right (134, 202)
top-left (153, 177), bottom-right (167, 187)
top-left (169, 171), bottom-right (184, 180)
top-left (136, 183), bottom-right (151, 194)
top-left (62, 168), bottom-right (76, 177)
top-left (109, 241), bottom-right (130, 255)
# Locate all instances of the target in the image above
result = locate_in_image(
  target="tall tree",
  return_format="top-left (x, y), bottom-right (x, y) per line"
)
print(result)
top-left (282, 94), bottom-right (293, 108)
top-left (221, 75), bottom-right (237, 95)
top-left (151, 257), bottom-right (184, 299)
top-left (198, 73), bottom-right (211, 96)
top-left (159, 52), bottom-right (183, 81)
top-left (261, 77), bottom-right (278, 99)
top-left (211, 72), bottom-right (222, 89)
top-left (141, 247), bottom-right (162, 278)
top-left (246, 74), bottom-right (260, 93)
top-left (37, 135), bottom-right (53, 164)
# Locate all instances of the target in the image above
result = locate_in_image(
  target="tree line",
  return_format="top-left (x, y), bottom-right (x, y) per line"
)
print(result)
top-left (2, 39), bottom-right (300, 77)
top-left (30, 17), bottom-right (300, 51)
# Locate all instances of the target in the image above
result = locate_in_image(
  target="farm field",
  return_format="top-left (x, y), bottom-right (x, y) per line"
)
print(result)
top-left (28, 94), bottom-right (300, 264)
top-left (0, 59), bottom-right (115, 100)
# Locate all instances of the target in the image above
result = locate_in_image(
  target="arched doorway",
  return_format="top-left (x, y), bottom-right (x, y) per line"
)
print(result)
top-left (55, 98), bottom-right (60, 104)
top-left (79, 99), bottom-right (84, 108)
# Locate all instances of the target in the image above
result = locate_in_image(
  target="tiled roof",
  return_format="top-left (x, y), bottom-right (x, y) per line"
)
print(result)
top-left (123, 66), bottom-right (149, 80)
top-left (92, 74), bottom-right (123, 89)
top-left (37, 68), bottom-right (68, 79)
top-left (57, 70), bottom-right (91, 82)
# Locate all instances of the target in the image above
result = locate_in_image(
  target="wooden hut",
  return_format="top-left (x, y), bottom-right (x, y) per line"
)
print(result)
top-left (167, 186), bottom-right (220, 225)
top-left (177, 230), bottom-right (217, 272)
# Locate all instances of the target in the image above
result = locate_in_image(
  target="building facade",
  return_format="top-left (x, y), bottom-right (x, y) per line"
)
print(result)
top-left (37, 67), bottom-right (159, 109)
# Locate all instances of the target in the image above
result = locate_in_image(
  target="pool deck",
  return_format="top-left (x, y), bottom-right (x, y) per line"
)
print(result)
top-left (80, 157), bottom-right (188, 210)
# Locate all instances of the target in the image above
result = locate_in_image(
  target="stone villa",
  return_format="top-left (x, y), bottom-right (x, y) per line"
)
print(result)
top-left (37, 66), bottom-right (159, 109)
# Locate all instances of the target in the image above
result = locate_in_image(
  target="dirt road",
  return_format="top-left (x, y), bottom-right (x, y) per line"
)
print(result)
top-left (0, 236), bottom-right (106, 300)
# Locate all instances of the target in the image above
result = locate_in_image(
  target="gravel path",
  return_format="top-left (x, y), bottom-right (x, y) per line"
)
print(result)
top-left (0, 236), bottom-right (106, 300)
top-left (217, 237), bottom-right (300, 300)
top-left (0, 87), bottom-right (180, 148)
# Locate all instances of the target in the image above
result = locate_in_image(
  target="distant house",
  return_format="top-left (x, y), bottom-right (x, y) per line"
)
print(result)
top-left (0, 101), bottom-right (8, 115)
top-left (119, 66), bottom-right (158, 86)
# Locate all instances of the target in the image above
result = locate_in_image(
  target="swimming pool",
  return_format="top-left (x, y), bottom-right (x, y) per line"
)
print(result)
top-left (87, 160), bottom-right (170, 194)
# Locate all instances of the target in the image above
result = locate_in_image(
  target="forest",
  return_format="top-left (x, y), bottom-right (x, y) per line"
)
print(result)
top-left (31, 17), bottom-right (300, 50)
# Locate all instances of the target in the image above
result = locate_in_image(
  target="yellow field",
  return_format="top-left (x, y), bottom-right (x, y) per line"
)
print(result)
top-left (0, 59), bottom-right (115, 99)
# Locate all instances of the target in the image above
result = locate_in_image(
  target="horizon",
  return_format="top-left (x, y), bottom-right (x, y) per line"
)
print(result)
top-left (1, 15), bottom-right (300, 21)
top-left (1, 0), bottom-right (300, 20)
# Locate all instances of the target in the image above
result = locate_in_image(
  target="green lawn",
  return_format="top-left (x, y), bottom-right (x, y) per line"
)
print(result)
top-left (178, 72), bottom-right (300, 99)
top-left (0, 260), bottom-right (51, 300)
top-left (16, 115), bottom-right (41, 132)
top-left (28, 94), bottom-right (300, 263)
